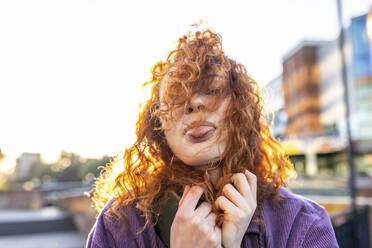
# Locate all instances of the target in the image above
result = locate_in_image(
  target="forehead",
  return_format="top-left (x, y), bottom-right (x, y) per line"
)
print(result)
top-left (159, 71), bottom-right (227, 98)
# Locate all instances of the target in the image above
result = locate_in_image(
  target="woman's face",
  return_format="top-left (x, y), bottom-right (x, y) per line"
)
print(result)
top-left (159, 74), bottom-right (230, 167)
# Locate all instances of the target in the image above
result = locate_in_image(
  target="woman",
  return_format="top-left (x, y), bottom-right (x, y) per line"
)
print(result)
top-left (87, 29), bottom-right (338, 248)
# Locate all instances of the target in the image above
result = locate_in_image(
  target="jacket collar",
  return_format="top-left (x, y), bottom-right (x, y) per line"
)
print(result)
top-left (156, 191), bottom-right (263, 238)
top-left (246, 208), bottom-right (261, 234)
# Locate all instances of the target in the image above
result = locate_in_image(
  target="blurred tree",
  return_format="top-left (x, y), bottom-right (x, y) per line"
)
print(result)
top-left (8, 150), bottom-right (113, 184)
top-left (78, 156), bottom-right (111, 180)
top-left (53, 151), bottom-right (112, 182)
top-left (54, 150), bottom-right (83, 181)
top-left (27, 161), bottom-right (53, 181)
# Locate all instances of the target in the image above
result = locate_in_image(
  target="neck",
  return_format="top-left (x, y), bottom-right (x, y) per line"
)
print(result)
top-left (208, 166), bottom-right (221, 189)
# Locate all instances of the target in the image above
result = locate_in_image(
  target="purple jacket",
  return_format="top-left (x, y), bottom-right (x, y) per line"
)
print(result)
top-left (86, 188), bottom-right (339, 247)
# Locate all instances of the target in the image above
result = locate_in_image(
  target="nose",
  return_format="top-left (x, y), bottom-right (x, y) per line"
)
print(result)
top-left (186, 93), bottom-right (207, 114)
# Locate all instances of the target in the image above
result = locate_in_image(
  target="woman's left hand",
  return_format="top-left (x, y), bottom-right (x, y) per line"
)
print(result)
top-left (215, 170), bottom-right (257, 248)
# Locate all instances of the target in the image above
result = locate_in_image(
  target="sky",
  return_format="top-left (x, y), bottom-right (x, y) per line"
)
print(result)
top-left (0, 0), bottom-right (371, 171)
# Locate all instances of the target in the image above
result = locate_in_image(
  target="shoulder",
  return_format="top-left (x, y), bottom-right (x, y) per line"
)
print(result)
top-left (262, 187), bottom-right (338, 248)
top-left (86, 199), bottom-right (162, 248)
top-left (272, 187), bottom-right (327, 217)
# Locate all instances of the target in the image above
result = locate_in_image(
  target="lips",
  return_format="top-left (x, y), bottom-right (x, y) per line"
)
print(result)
top-left (184, 121), bottom-right (216, 143)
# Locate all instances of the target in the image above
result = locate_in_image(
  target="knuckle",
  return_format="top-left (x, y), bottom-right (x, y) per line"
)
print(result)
top-left (191, 215), bottom-right (201, 226)
top-left (222, 184), bottom-right (232, 194)
top-left (199, 224), bottom-right (209, 234)
top-left (200, 202), bottom-right (212, 210)
top-left (220, 195), bottom-right (227, 201)
top-left (190, 186), bottom-right (203, 197)
top-left (175, 212), bottom-right (188, 222)
top-left (190, 186), bottom-right (203, 195)
top-left (189, 186), bottom-right (198, 194)
top-left (236, 173), bottom-right (245, 180)
top-left (246, 169), bottom-right (257, 178)
top-left (208, 212), bottom-right (217, 220)
top-left (242, 207), bottom-right (251, 216)
top-left (251, 173), bottom-right (257, 181)
top-left (207, 216), bottom-right (216, 225)
top-left (236, 209), bottom-right (246, 219)
top-left (215, 195), bottom-right (224, 205)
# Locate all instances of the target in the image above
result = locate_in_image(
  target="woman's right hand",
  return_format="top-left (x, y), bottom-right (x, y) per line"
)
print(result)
top-left (170, 185), bottom-right (221, 248)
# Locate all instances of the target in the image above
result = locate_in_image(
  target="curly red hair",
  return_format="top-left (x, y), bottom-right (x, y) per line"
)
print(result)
top-left (91, 29), bottom-right (295, 228)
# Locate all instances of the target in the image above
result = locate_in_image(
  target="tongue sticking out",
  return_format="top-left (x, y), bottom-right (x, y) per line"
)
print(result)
top-left (187, 126), bottom-right (215, 138)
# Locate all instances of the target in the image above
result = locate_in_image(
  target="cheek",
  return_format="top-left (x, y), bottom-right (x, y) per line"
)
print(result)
top-left (159, 108), bottom-right (184, 129)
top-left (161, 118), bottom-right (177, 133)
top-left (162, 120), bottom-right (182, 150)
top-left (220, 98), bottom-right (231, 114)
top-left (164, 129), bottom-right (181, 157)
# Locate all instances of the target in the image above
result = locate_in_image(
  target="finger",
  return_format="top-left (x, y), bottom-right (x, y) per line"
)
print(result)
top-left (213, 225), bottom-right (221, 236)
top-left (215, 195), bottom-right (238, 214)
top-left (245, 170), bottom-right (257, 201)
top-left (212, 225), bottom-right (221, 243)
top-left (222, 183), bottom-right (249, 210)
top-left (231, 173), bottom-right (251, 199)
top-left (205, 212), bottom-right (217, 227)
top-left (194, 202), bottom-right (212, 218)
top-left (209, 224), bottom-right (221, 248)
top-left (178, 185), bottom-right (190, 207)
top-left (178, 186), bottom-right (203, 215)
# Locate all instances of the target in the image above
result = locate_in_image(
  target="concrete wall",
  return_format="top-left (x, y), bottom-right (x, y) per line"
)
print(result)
top-left (54, 194), bottom-right (96, 236)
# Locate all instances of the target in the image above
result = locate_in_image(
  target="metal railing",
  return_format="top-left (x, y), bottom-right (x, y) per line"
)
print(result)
top-left (332, 206), bottom-right (371, 248)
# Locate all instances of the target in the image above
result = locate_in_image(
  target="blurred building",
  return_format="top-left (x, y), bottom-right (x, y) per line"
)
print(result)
top-left (265, 10), bottom-right (372, 177)
top-left (317, 37), bottom-right (350, 139)
top-left (282, 41), bottom-right (329, 138)
top-left (14, 153), bottom-right (41, 181)
top-left (349, 13), bottom-right (372, 151)
top-left (263, 75), bottom-right (287, 139)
